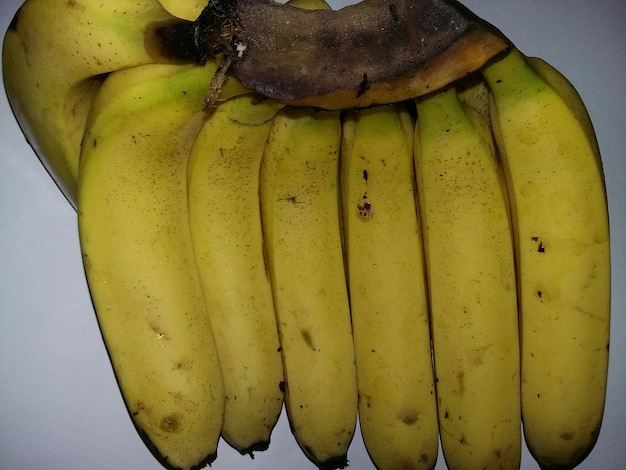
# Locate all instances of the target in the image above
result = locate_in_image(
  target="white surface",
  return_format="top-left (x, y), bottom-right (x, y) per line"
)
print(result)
top-left (1, 0), bottom-right (625, 468)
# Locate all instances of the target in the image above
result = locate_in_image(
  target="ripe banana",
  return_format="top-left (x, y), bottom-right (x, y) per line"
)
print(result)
top-left (482, 48), bottom-right (611, 469)
top-left (340, 103), bottom-right (439, 470)
top-left (259, 106), bottom-right (358, 469)
top-left (2, 0), bottom-right (184, 206)
top-left (414, 86), bottom-right (521, 469)
top-left (186, 94), bottom-right (285, 455)
top-left (159, 0), bottom-right (207, 20)
top-left (78, 61), bottom-right (228, 470)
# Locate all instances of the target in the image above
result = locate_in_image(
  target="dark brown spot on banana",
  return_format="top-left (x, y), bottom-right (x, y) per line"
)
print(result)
top-left (159, 414), bottom-right (182, 433)
top-left (398, 408), bottom-right (419, 425)
top-left (301, 329), bottom-right (315, 350)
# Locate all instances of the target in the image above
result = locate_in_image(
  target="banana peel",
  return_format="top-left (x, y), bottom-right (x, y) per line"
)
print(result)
top-left (1, 0), bottom-right (188, 207)
top-left (157, 0), bottom-right (511, 109)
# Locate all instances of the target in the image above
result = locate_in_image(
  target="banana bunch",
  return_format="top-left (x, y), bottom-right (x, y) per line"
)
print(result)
top-left (3, 0), bottom-right (610, 469)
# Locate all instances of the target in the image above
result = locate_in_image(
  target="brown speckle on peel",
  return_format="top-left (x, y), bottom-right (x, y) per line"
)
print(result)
top-left (357, 193), bottom-right (374, 219)
top-left (149, 322), bottom-right (168, 341)
top-left (278, 195), bottom-right (300, 205)
top-left (531, 236), bottom-right (545, 253)
top-left (397, 408), bottom-right (419, 425)
top-left (159, 414), bottom-right (182, 433)
top-left (456, 370), bottom-right (465, 396)
top-left (560, 431), bottom-right (575, 441)
top-left (301, 329), bottom-right (315, 350)
top-left (132, 402), bottom-right (145, 417)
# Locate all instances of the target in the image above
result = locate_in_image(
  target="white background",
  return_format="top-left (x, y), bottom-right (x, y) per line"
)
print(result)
top-left (1, 0), bottom-right (625, 468)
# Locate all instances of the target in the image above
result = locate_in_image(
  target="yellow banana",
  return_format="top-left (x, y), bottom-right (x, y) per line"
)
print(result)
top-left (183, 0), bottom-right (328, 455)
top-left (78, 62), bottom-right (227, 470)
top-left (340, 103), bottom-right (439, 470)
top-left (186, 94), bottom-right (285, 455)
top-left (482, 48), bottom-right (611, 469)
top-left (259, 106), bottom-right (358, 469)
top-left (2, 0), bottom-right (182, 206)
top-left (414, 86), bottom-right (521, 469)
top-left (158, 0), bottom-right (207, 20)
